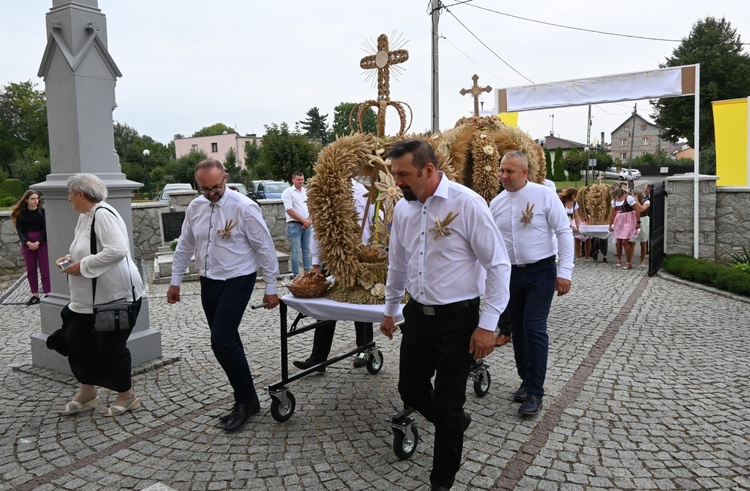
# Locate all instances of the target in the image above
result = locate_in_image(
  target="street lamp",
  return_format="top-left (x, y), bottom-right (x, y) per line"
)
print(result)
top-left (584, 146), bottom-right (590, 187)
top-left (142, 149), bottom-right (151, 199)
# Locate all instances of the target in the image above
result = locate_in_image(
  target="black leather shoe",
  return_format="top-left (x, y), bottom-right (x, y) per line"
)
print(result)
top-left (292, 358), bottom-right (326, 373)
top-left (518, 394), bottom-right (543, 416)
top-left (461, 411), bottom-right (471, 432)
top-left (430, 485), bottom-right (450, 491)
top-left (25, 296), bottom-right (40, 306)
top-left (224, 400), bottom-right (260, 432)
top-left (511, 386), bottom-right (528, 403)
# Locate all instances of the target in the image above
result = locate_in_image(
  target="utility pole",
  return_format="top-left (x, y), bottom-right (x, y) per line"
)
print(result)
top-left (629, 103), bottom-right (637, 164)
top-left (431, 0), bottom-right (441, 134)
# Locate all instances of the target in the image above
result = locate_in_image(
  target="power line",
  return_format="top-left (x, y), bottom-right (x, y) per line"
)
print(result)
top-left (441, 35), bottom-right (510, 85)
top-left (464, 4), bottom-right (749, 44)
top-left (443, 6), bottom-right (535, 84)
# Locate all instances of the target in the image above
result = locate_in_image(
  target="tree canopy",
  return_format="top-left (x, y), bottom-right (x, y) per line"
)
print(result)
top-left (0, 81), bottom-right (49, 176)
top-left (255, 122), bottom-right (320, 181)
top-left (191, 123), bottom-right (237, 138)
top-left (331, 102), bottom-right (377, 139)
top-left (297, 107), bottom-right (330, 145)
top-left (652, 17), bottom-right (750, 149)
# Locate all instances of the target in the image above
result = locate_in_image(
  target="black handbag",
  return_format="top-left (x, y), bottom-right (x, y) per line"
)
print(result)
top-left (90, 207), bottom-right (139, 332)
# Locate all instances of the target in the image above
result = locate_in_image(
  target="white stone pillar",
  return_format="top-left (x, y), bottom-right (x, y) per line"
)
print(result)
top-left (30, 0), bottom-right (161, 373)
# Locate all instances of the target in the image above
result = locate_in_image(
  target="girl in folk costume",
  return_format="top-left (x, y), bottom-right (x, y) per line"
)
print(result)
top-left (608, 187), bottom-right (646, 269)
top-left (629, 189), bottom-right (651, 267)
top-left (559, 188), bottom-right (591, 261)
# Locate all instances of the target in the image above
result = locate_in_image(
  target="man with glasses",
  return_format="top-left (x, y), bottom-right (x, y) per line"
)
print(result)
top-left (168, 159), bottom-right (279, 432)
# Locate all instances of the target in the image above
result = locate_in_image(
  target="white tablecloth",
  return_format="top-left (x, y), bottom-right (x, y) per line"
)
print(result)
top-left (281, 295), bottom-right (404, 324)
top-left (579, 224), bottom-right (612, 240)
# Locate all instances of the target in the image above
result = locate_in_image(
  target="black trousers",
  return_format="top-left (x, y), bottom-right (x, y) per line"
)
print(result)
top-left (65, 301), bottom-right (140, 393)
top-left (399, 300), bottom-right (478, 489)
top-left (309, 321), bottom-right (373, 361)
top-left (200, 273), bottom-right (258, 405)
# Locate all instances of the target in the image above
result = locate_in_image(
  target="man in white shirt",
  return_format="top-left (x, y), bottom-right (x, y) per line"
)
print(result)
top-left (489, 150), bottom-right (574, 417)
top-left (281, 172), bottom-right (312, 277)
top-left (167, 160), bottom-right (280, 432)
top-left (380, 139), bottom-right (511, 491)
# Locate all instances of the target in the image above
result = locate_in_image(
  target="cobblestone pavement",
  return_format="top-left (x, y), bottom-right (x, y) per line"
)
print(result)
top-left (1, 253), bottom-right (748, 490)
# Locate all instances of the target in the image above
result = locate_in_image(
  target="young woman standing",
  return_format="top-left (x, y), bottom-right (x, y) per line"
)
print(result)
top-left (11, 189), bottom-right (51, 304)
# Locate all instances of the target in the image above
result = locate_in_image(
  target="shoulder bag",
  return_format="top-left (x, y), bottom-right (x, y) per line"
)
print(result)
top-left (90, 207), bottom-right (139, 332)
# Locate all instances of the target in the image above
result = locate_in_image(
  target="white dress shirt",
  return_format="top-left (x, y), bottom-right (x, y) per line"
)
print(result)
top-left (171, 189), bottom-right (278, 294)
top-left (281, 185), bottom-right (309, 222)
top-left (489, 181), bottom-right (574, 280)
top-left (384, 173), bottom-right (511, 331)
top-left (68, 203), bottom-right (146, 314)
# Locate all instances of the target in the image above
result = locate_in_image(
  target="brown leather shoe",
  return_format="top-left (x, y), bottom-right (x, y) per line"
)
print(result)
top-left (495, 334), bottom-right (511, 347)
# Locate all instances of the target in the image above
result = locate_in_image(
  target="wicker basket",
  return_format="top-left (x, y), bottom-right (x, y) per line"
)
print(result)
top-left (287, 279), bottom-right (331, 298)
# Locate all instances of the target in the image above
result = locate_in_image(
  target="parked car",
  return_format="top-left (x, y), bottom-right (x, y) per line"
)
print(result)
top-left (256, 181), bottom-right (288, 199)
top-left (620, 168), bottom-right (641, 180)
top-left (602, 167), bottom-right (621, 180)
top-left (157, 183), bottom-right (193, 202)
top-left (227, 182), bottom-right (248, 196)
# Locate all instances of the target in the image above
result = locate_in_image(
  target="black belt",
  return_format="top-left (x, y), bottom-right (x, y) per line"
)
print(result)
top-left (410, 297), bottom-right (479, 316)
top-left (288, 220), bottom-right (302, 224)
top-left (513, 255), bottom-right (556, 268)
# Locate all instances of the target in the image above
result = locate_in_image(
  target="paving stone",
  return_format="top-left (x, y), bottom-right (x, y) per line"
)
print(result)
top-left (1, 256), bottom-right (749, 490)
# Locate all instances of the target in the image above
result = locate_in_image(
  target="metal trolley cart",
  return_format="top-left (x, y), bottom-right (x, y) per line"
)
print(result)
top-left (265, 295), bottom-right (404, 422)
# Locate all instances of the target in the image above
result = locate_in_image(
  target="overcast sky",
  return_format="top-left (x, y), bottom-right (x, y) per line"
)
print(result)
top-left (2, 1), bottom-right (749, 147)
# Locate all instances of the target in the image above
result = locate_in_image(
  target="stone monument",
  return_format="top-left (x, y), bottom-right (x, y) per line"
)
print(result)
top-left (30, 0), bottom-right (162, 373)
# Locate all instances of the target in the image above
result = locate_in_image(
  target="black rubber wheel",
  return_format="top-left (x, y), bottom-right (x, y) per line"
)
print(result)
top-left (366, 350), bottom-right (384, 374)
top-left (393, 424), bottom-right (419, 460)
top-left (473, 369), bottom-right (491, 397)
top-left (270, 392), bottom-right (296, 422)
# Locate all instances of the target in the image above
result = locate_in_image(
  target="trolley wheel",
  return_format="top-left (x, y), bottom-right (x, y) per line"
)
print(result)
top-left (366, 350), bottom-right (384, 375)
top-left (393, 424), bottom-right (419, 460)
top-left (270, 392), bottom-right (296, 422)
top-left (473, 369), bottom-right (491, 397)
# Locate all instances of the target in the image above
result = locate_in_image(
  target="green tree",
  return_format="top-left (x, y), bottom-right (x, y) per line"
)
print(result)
top-left (297, 107), bottom-right (330, 145)
top-left (562, 149), bottom-right (586, 183)
top-left (552, 147), bottom-right (566, 181)
top-left (224, 147), bottom-right (240, 182)
top-left (590, 150), bottom-right (613, 172)
top-left (244, 139), bottom-right (261, 174)
top-left (653, 17), bottom-right (750, 149)
top-left (544, 148), bottom-right (553, 180)
top-left (165, 149), bottom-right (208, 186)
top-left (191, 123), bottom-right (237, 138)
top-left (0, 81), bottom-right (49, 174)
top-left (258, 122), bottom-right (319, 181)
top-left (699, 143), bottom-right (716, 174)
top-left (113, 122), bottom-right (171, 196)
top-left (332, 102), bottom-right (377, 138)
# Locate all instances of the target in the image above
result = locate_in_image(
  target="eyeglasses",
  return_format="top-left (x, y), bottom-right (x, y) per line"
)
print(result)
top-left (198, 176), bottom-right (226, 195)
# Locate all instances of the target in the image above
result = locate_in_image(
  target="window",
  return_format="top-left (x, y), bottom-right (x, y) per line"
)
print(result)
top-left (642, 137), bottom-right (649, 145)
top-left (620, 153), bottom-right (628, 160)
top-left (619, 138), bottom-right (627, 146)
top-left (191, 144), bottom-right (198, 151)
top-left (211, 142), bottom-right (218, 153)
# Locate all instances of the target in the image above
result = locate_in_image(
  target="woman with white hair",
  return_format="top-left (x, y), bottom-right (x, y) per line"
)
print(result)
top-left (56, 173), bottom-right (146, 417)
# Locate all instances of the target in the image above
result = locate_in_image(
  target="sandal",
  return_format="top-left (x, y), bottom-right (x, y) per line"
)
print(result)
top-left (60, 397), bottom-right (99, 415)
top-left (103, 396), bottom-right (141, 417)
top-left (624, 263), bottom-right (632, 270)
top-left (615, 261), bottom-right (622, 268)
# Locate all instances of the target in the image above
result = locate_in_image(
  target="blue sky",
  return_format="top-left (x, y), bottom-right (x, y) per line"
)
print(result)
top-left (2, 1), bottom-right (749, 146)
